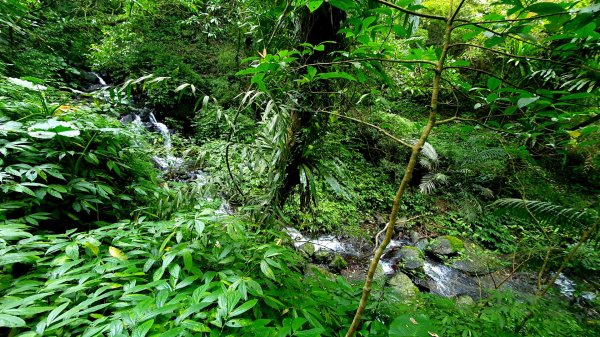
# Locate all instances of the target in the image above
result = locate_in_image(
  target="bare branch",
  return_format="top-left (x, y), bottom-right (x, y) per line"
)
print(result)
top-left (453, 22), bottom-right (548, 50)
top-left (296, 57), bottom-right (437, 70)
top-left (450, 0), bottom-right (467, 23)
top-left (454, 11), bottom-right (571, 27)
top-left (449, 43), bottom-right (600, 73)
top-left (443, 65), bottom-right (553, 100)
top-left (435, 116), bottom-right (509, 133)
top-left (373, 0), bottom-right (447, 21)
top-left (318, 110), bottom-right (413, 149)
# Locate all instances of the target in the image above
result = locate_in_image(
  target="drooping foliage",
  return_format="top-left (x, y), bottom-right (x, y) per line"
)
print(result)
top-left (1, 0), bottom-right (599, 336)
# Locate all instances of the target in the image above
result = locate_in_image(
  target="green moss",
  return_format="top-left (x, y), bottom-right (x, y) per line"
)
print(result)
top-left (444, 235), bottom-right (464, 252)
top-left (329, 254), bottom-right (348, 272)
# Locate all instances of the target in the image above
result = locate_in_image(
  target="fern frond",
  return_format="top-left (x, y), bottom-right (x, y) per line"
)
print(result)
top-left (472, 184), bottom-right (494, 198)
top-left (417, 142), bottom-right (439, 170)
top-left (419, 172), bottom-right (449, 194)
top-left (490, 198), bottom-right (596, 226)
top-left (461, 148), bottom-right (507, 165)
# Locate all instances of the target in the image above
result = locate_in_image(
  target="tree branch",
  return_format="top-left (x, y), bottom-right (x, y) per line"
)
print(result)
top-left (454, 11), bottom-right (571, 27)
top-left (449, 43), bottom-right (600, 73)
top-left (443, 66), bottom-right (554, 101)
top-left (296, 57), bottom-right (437, 70)
top-left (373, 0), bottom-right (447, 21)
top-left (453, 22), bottom-right (547, 50)
top-left (450, 0), bottom-right (467, 23)
top-left (435, 116), bottom-right (509, 133)
top-left (319, 110), bottom-right (413, 149)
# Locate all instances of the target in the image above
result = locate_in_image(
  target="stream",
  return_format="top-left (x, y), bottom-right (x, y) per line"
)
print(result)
top-left (91, 72), bottom-right (596, 302)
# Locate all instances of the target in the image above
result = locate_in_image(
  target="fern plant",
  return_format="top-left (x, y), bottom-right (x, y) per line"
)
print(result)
top-left (489, 198), bottom-right (597, 227)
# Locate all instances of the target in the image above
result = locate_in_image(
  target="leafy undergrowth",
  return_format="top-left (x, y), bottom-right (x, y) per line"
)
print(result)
top-left (0, 207), bottom-right (363, 336)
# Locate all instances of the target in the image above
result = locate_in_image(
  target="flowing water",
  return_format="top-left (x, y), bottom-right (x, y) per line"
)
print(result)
top-left (149, 113), bottom-right (172, 151)
top-left (92, 72), bottom-right (107, 86)
top-left (112, 88), bottom-right (595, 302)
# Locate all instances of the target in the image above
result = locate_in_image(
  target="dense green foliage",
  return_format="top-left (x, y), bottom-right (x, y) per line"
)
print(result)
top-left (1, 0), bottom-right (599, 336)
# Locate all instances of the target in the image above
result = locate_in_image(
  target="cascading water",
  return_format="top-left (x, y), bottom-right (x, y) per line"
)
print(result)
top-left (92, 72), bottom-right (107, 86)
top-left (149, 113), bottom-right (172, 151)
top-left (284, 228), bottom-right (358, 255)
top-left (423, 261), bottom-right (482, 298)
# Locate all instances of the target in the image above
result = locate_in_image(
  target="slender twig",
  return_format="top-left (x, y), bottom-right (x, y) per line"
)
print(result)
top-left (373, 0), bottom-right (447, 21)
top-left (449, 43), bottom-right (600, 72)
top-left (295, 57), bottom-right (437, 70)
top-left (319, 110), bottom-right (413, 149)
top-left (453, 11), bottom-right (571, 27)
top-left (443, 66), bottom-right (554, 100)
top-left (450, 0), bottom-right (467, 23)
top-left (458, 23), bottom-right (548, 50)
top-left (266, 0), bottom-right (291, 49)
top-left (435, 116), bottom-right (510, 133)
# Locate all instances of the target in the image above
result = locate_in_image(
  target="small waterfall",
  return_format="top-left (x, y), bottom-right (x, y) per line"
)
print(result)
top-left (92, 72), bottom-right (107, 86)
top-left (554, 273), bottom-right (576, 298)
top-left (283, 228), bottom-right (358, 254)
top-left (379, 260), bottom-right (395, 275)
top-left (424, 261), bottom-right (481, 298)
top-left (149, 113), bottom-right (171, 151)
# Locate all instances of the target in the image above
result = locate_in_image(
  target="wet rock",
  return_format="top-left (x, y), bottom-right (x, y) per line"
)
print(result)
top-left (300, 242), bottom-right (316, 257)
top-left (314, 250), bottom-right (333, 264)
top-left (305, 264), bottom-right (336, 280)
top-left (409, 230), bottom-right (421, 244)
top-left (427, 235), bottom-right (464, 256)
top-left (397, 246), bottom-right (425, 270)
top-left (389, 272), bottom-right (419, 299)
top-left (329, 254), bottom-right (348, 273)
top-left (415, 239), bottom-right (428, 252)
top-left (455, 295), bottom-right (475, 306)
top-left (451, 242), bottom-right (502, 275)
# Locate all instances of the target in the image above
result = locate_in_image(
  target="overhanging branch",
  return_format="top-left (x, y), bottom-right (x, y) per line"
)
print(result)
top-left (318, 110), bottom-right (413, 149)
top-left (296, 57), bottom-right (437, 70)
top-left (373, 0), bottom-right (447, 21)
top-left (449, 43), bottom-right (600, 73)
top-left (454, 11), bottom-right (571, 27)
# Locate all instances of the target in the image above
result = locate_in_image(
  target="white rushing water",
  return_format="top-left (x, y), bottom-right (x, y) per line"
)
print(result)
top-left (379, 260), bottom-right (395, 275)
top-left (283, 228), bottom-right (355, 254)
top-left (554, 273), bottom-right (576, 298)
top-left (149, 113), bottom-right (172, 151)
top-left (92, 72), bottom-right (107, 86)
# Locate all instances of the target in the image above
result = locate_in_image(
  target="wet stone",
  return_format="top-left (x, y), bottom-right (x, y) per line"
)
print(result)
top-left (450, 242), bottom-right (502, 275)
top-left (389, 272), bottom-right (419, 299)
top-left (300, 242), bottom-right (316, 256)
top-left (398, 246), bottom-right (425, 270)
top-left (329, 254), bottom-right (348, 273)
top-left (427, 235), bottom-right (464, 256)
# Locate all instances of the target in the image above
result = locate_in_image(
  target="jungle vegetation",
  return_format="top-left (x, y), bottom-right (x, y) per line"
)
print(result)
top-left (1, 0), bottom-right (599, 336)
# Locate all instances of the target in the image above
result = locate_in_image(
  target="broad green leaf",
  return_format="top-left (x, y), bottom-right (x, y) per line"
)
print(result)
top-left (158, 327), bottom-right (184, 337)
top-left (307, 1), bottom-right (323, 12)
top-left (109, 246), bottom-right (128, 260)
top-left (229, 299), bottom-right (258, 318)
top-left (487, 77), bottom-right (501, 91)
top-left (260, 260), bottom-right (275, 280)
top-left (317, 72), bottom-right (357, 81)
top-left (526, 2), bottom-right (564, 15)
top-left (517, 96), bottom-right (540, 108)
top-left (0, 314), bottom-right (26, 328)
top-left (132, 319), bottom-right (154, 337)
top-left (329, 0), bottom-right (356, 11)
top-left (388, 314), bottom-right (434, 337)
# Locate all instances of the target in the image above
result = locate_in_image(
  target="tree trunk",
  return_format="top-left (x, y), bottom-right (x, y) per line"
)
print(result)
top-left (344, 2), bottom-right (460, 335)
